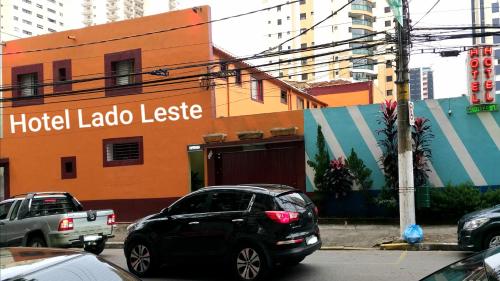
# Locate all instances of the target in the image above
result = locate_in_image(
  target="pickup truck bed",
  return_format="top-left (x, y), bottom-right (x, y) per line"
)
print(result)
top-left (0, 192), bottom-right (116, 255)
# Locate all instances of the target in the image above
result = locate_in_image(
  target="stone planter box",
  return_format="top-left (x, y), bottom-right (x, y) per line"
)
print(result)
top-left (203, 133), bottom-right (226, 143)
top-left (270, 127), bottom-right (298, 137)
top-left (237, 130), bottom-right (264, 140)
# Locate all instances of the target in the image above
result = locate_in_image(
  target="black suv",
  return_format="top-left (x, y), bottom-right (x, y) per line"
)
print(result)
top-left (458, 205), bottom-right (500, 251)
top-left (124, 184), bottom-right (321, 280)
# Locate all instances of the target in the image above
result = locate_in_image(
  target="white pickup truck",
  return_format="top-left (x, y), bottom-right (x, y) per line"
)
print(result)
top-left (0, 192), bottom-right (115, 255)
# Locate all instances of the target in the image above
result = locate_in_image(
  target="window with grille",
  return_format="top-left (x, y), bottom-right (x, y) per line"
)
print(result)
top-left (19, 73), bottom-right (38, 97)
top-left (103, 137), bottom-right (143, 167)
top-left (250, 76), bottom-right (263, 102)
top-left (112, 59), bottom-right (134, 86)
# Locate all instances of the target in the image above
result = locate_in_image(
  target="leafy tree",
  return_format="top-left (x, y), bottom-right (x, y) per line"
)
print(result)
top-left (412, 117), bottom-right (434, 187)
top-left (347, 148), bottom-right (373, 191)
top-left (377, 100), bottom-right (398, 199)
top-left (323, 157), bottom-right (353, 198)
top-left (347, 148), bottom-right (373, 205)
top-left (307, 125), bottom-right (330, 191)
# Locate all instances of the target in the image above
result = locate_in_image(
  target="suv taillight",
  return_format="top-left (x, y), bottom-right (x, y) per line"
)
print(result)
top-left (265, 211), bottom-right (299, 224)
top-left (58, 218), bottom-right (74, 231)
top-left (107, 214), bottom-right (116, 225)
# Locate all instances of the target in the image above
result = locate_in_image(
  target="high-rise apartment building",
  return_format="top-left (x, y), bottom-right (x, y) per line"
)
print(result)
top-left (263, 0), bottom-right (397, 103)
top-left (410, 67), bottom-right (434, 101)
top-left (82, 0), bottom-right (144, 26)
top-left (81, 0), bottom-right (176, 27)
top-left (0, 0), bottom-right (67, 40)
top-left (471, 0), bottom-right (500, 93)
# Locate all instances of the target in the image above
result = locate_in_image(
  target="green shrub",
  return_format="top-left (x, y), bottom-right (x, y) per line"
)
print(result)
top-left (428, 182), bottom-right (481, 221)
top-left (480, 188), bottom-right (500, 208)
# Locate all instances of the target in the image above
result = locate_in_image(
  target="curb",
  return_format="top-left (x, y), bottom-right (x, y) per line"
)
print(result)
top-left (105, 242), bottom-right (459, 251)
top-left (106, 242), bottom-right (125, 249)
top-left (320, 246), bottom-right (376, 251)
top-left (379, 242), bottom-right (459, 251)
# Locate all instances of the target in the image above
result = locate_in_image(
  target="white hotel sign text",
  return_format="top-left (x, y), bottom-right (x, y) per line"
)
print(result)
top-left (9, 102), bottom-right (203, 134)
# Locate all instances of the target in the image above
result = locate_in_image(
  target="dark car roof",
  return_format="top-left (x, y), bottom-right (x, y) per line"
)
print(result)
top-left (201, 184), bottom-right (298, 196)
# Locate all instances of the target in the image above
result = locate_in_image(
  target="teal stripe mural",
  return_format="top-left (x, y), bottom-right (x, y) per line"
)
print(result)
top-left (413, 100), bottom-right (470, 185)
top-left (436, 98), bottom-right (498, 184)
top-left (304, 95), bottom-right (500, 189)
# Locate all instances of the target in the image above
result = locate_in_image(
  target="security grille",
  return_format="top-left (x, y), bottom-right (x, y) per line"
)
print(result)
top-left (106, 142), bottom-right (140, 161)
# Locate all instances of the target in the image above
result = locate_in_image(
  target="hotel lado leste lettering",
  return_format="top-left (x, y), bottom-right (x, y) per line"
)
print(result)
top-left (9, 102), bottom-right (203, 134)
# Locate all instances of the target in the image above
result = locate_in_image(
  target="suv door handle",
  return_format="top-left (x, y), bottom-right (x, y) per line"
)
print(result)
top-left (232, 219), bottom-right (244, 223)
top-left (188, 221), bottom-right (199, 225)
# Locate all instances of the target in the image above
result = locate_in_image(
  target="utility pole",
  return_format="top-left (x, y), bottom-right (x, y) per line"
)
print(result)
top-left (395, 0), bottom-right (415, 236)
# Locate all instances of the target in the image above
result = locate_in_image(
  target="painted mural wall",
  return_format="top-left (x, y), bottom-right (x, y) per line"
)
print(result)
top-left (304, 94), bottom-right (500, 192)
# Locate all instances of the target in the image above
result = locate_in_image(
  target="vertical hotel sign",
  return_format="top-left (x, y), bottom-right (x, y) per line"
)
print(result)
top-left (466, 45), bottom-right (498, 113)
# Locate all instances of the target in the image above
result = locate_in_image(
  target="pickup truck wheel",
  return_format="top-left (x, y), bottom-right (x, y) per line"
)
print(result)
top-left (125, 239), bottom-right (157, 277)
top-left (28, 236), bottom-right (47, 247)
top-left (84, 241), bottom-right (106, 255)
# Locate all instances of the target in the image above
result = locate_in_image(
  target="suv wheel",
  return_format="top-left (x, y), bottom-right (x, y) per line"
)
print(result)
top-left (28, 236), bottom-right (47, 247)
top-left (234, 245), bottom-right (268, 281)
top-left (125, 239), bottom-right (156, 277)
top-left (485, 231), bottom-right (500, 249)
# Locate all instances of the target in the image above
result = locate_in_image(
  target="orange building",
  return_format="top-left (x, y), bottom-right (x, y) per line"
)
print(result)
top-left (0, 7), bottom-right (312, 220)
top-left (212, 47), bottom-right (326, 117)
top-left (306, 81), bottom-right (374, 107)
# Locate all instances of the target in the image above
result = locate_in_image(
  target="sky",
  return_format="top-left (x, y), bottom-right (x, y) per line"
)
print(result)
top-left (66, 0), bottom-right (475, 99)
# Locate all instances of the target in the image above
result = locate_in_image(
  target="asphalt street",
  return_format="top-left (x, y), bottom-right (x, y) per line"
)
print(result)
top-left (101, 249), bottom-right (471, 281)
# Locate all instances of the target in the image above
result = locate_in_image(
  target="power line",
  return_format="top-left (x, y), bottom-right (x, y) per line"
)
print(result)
top-left (1, 41), bottom-right (390, 105)
top-left (411, 0), bottom-right (441, 28)
top-left (1, 32), bottom-right (390, 90)
top-left (1, 59), bottom-right (388, 113)
top-left (261, 0), bottom-right (356, 54)
top-left (1, 47), bottom-right (392, 110)
top-left (0, 0), bottom-right (300, 56)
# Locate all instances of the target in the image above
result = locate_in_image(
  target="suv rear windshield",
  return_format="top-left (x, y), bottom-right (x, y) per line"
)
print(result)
top-left (275, 192), bottom-right (312, 212)
top-left (29, 196), bottom-right (78, 217)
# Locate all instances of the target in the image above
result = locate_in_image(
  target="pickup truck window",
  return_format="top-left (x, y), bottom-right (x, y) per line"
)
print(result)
top-left (0, 202), bottom-right (13, 220)
top-left (9, 201), bottom-right (21, 220)
top-left (29, 197), bottom-right (78, 217)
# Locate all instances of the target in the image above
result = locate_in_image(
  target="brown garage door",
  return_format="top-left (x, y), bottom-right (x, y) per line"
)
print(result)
top-left (207, 139), bottom-right (305, 191)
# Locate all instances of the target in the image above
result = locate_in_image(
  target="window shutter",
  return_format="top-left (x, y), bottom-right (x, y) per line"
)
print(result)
top-left (20, 73), bottom-right (37, 97)
top-left (115, 59), bottom-right (134, 85)
top-left (251, 77), bottom-right (258, 100)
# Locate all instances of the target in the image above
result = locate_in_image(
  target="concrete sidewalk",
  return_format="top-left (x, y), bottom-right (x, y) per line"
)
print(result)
top-left (108, 223), bottom-right (459, 251)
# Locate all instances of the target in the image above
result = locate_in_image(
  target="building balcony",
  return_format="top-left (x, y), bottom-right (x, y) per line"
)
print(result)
top-left (351, 4), bottom-right (372, 13)
top-left (352, 18), bottom-right (373, 27)
top-left (82, 9), bottom-right (92, 16)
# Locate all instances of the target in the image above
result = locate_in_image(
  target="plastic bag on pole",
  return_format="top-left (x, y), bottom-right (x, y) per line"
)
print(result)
top-left (403, 224), bottom-right (424, 244)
